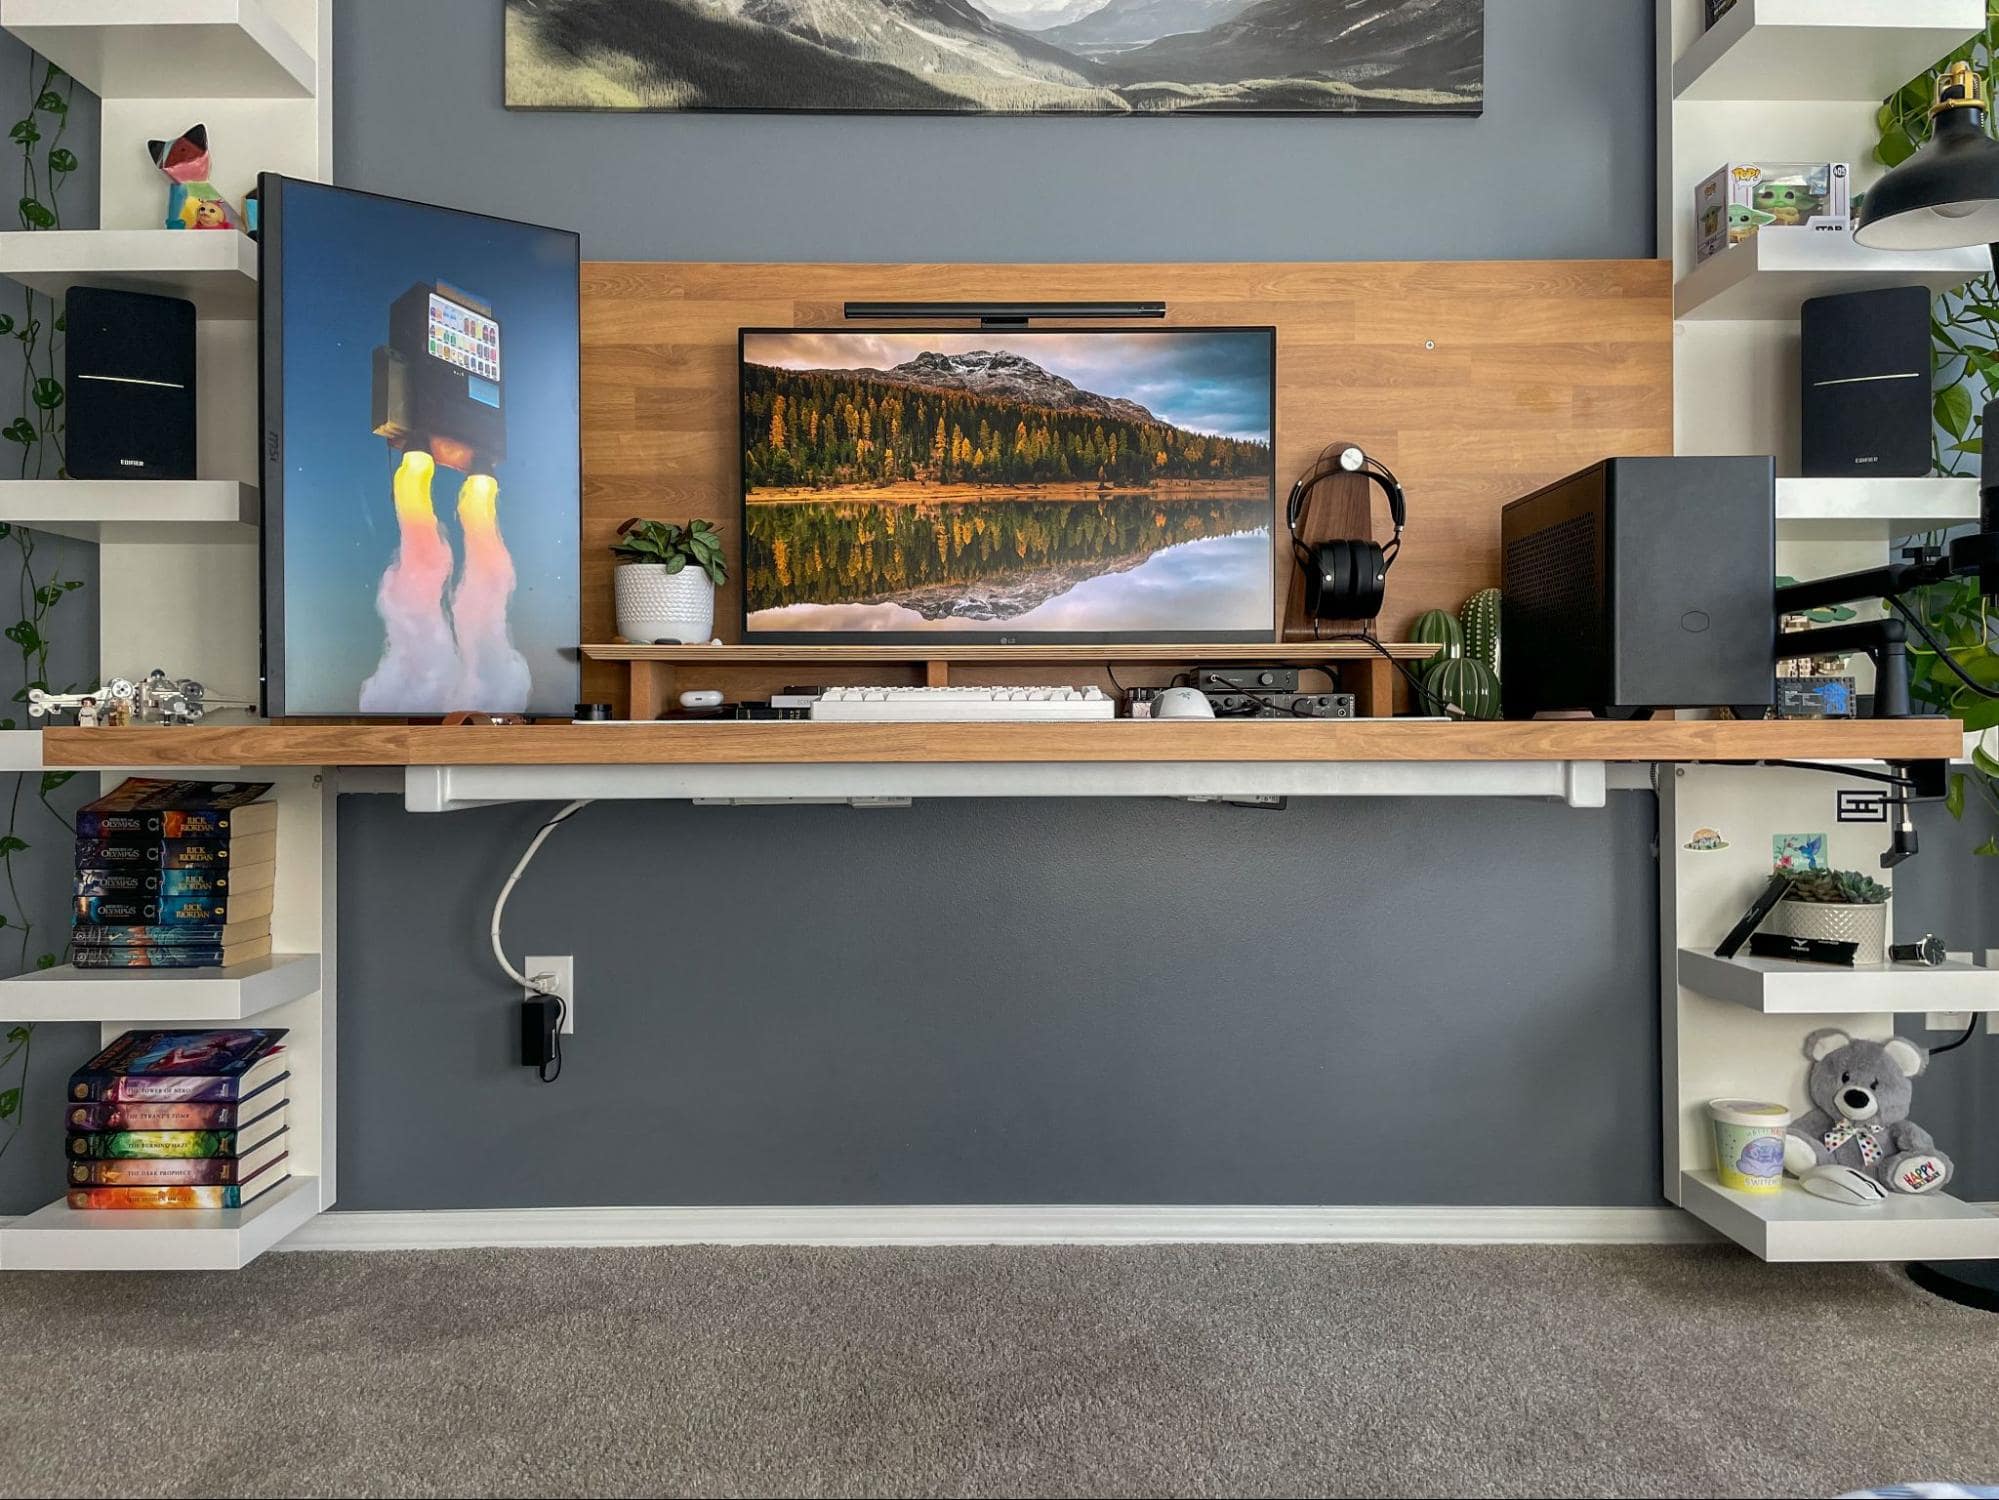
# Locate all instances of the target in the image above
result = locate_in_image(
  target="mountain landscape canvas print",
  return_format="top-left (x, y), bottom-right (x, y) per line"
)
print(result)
top-left (739, 330), bottom-right (1276, 639)
top-left (505, 0), bottom-right (1484, 115)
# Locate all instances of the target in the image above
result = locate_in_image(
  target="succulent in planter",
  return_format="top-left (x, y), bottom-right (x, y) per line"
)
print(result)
top-left (1767, 866), bottom-right (1893, 964)
top-left (612, 518), bottom-right (727, 585)
top-left (1779, 868), bottom-right (1892, 905)
top-left (612, 518), bottom-right (728, 644)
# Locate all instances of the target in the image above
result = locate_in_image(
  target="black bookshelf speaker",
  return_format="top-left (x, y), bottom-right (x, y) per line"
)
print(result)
top-left (65, 286), bottom-right (196, 480)
top-left (1801, 285), bottom-right (1932, 479)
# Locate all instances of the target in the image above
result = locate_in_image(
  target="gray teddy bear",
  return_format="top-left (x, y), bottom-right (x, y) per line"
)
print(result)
top-left (1782, 1027), bottom-right (1952, 1195)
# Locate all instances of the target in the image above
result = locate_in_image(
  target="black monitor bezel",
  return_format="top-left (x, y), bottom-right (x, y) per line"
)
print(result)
top-left (257, 173), bottom-right (583, 718)
top-left (736, 324), bottom-right (1279, 646)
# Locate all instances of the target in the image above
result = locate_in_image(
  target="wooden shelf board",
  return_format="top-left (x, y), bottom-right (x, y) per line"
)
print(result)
top-left (1679, 1170), bottom-right (1999, 1262)
top-left (0, 479), bottom-right (258, 543)
top-left (37, 718), bottom-right (1967, 769)
top-left (0, 230), bottom-right (259, 320)
top-left (1674, 0), bottom-right (1985, 101)
top-left (1677, 947), bottom-right (1999, 1014)
top-left (0, 0), bottom-right (316, 99)
top-left (1674, 234), bottom-right (1986, 320)
top-left (0, 1175), bottom-right (317, 1271)
top-left (583, 643), bottom-right (1442, 664)
top-left (0, 953), bottom-right (319, 1023)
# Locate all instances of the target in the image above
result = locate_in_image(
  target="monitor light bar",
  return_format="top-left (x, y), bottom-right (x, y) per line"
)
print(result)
top-left (842, 300), bottom-right (1167, 326)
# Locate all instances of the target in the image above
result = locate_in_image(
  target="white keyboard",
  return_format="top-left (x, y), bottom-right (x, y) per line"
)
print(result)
top-left (810, 685), bottom-right (1116, 722)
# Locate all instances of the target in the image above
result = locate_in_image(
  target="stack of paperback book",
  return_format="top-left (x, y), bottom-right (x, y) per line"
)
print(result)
top-left (65, 1029), bottom-right (290, 1210)
top-left (72, 779), bottom-right (278, 969)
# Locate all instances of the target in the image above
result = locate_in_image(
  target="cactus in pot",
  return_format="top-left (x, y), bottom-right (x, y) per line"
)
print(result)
top-left (1460, 587), bottom-right (1501, 676)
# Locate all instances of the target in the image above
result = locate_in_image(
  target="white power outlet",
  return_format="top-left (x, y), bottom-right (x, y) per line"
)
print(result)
top-left (526, 955), bottom-right (575, 1034)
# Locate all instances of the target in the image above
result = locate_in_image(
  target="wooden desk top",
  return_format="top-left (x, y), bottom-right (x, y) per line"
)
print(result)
top-left (39, 718), bottom-right (1965, 768)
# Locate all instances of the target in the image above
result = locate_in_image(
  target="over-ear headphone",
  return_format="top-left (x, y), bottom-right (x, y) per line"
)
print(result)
top-left (1285, 444), bottom-right (1406, 621)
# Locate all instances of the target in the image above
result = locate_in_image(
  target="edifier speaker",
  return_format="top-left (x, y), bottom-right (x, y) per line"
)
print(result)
top-left (1801, 285), bottom-right (1931, 478)
top-left (65, 286), bottom-right (196, 480)
top-left (1501, 457), bottom-right (1776, 718)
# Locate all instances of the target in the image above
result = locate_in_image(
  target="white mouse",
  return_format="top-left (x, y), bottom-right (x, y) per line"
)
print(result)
top-left (1152, 686), bottom-right (1215, 720)
top-left (1798, 1163), bottom-right (1888, 1206)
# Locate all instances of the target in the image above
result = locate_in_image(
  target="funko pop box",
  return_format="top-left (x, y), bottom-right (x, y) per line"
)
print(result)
top-left (1695, 162), bottom-right (1850, 264)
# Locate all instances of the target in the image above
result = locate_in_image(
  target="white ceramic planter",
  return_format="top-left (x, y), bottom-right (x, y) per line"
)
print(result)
top-left (615, 564), bottom-right (714, 644)
top-left (1762, 898), bottom-right (1889, 965)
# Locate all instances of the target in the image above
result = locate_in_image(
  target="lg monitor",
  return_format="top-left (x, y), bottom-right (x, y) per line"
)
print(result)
top-left (739, 327), bottom-right (1277, 643)
top-left (259, 175), bottom-right (581, 717)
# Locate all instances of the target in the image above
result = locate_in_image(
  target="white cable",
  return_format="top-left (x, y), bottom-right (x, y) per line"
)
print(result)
top-left (490, 799), bottom-right (592, 995)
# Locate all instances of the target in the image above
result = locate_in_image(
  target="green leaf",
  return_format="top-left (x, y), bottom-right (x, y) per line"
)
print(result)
top-left (1978, 836), bottom-right (1999, 857)
top-left (34, 954), bottom-right (55, 970)
top-left (39, 770), bottom-right (71, 793)
top-left (1959, 438), bottom-right (1987, 455)
top-left (1937, 382), bottom-right (1975, 440)
top-left (45, 146), bottom-right (73, 174)
top-left (0, 836), bottom-right (28, 856)
top-left (0, 1088), bottom-right (17, 1120)
top-left (7, 118), bottom-right (37, 146)
top-left (661, 554), bottom-right (687, 575)
top-left (3, 622), bottom-right (41, 653)
top-left (1949, 772), bottom-right (1968, 820)
top-left (31, 377), bottom-right (61, 412)
top-left (1975, 742), bottom-right (1999, 780)
top-left (16, 197), bottom-right (53, 230)
top-left (35, 90), bottom-right (66, 116)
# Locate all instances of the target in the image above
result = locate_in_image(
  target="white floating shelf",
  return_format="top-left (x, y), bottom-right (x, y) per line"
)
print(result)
top-left (1678, 946), bottom-right (1999, 1014)
top-left (0, 730), bottom-right (40, 771)
top-left (1776, 476), bottom-right (1980, 537)
top-left (1675, 234), bottom-right (1987, 320)
top-left (0, 230), bottom-right (258, 320)
top-left (1680, 1169), bottom-right (1999, 1262)
top-left (1675, 0), bottom-right (1985, 102)
top-left (0, 480), bottom-right (258, 544)
top-left (0, 0), bottom-right (315, 100)
top-left (0, 1175), bottom-right (316, 1271)
top-left (0, 953), bottom-right (320, 1023)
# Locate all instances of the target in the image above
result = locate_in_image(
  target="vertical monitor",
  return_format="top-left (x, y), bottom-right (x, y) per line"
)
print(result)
top-left (259, 176), bottom-right (580, 716)
top-left (740, 327), bottom-right (1276, 643)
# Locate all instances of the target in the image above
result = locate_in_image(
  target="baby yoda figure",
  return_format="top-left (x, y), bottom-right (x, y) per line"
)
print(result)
top-left (1728, 203), bottom-right (1776, 245)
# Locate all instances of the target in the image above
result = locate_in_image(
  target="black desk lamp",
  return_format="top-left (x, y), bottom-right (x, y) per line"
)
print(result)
top-left (1817, 59), bottom-right (1999, 1314)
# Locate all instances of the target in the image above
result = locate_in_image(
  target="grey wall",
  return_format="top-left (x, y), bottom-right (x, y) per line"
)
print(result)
top-left (0, 23), bottom-right (99, 1213)
top-left (335, 0), bottom-right (1655, 263)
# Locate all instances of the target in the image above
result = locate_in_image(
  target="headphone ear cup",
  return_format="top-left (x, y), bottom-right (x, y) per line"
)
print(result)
top-left (1307, 539), bottom-right (1388, 622)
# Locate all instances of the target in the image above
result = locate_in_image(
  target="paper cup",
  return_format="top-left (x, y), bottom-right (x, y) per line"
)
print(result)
top-left (1709, 1099), bottom-right (1792, 1192)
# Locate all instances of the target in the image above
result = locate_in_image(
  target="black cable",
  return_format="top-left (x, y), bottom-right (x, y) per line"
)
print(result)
top-left (1930, 1014), bottom-right (1980, 1057)
top-left (1317, 627), bottom-right (1459, 717)
top-left (1887, 593), bottom-right (1999, 702)
top-left (539, 997), bottom-right (564, 1084)
top-left (1736, 759), bottom-right (1918, 789)
top-left (1103, 661), bottom-right (1129, 707)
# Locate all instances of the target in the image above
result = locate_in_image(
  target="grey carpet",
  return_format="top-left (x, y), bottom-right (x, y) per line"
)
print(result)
top-left (0, 1243), bottom-right (1994, 1498)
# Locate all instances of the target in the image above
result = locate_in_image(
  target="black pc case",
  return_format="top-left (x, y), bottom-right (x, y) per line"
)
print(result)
top-left (1500, 457), bottom-right (1776, 718)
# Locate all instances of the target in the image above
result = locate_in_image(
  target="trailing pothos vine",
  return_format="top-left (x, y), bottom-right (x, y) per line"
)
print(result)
top-left (0, 54), bottom-right (85, 1164)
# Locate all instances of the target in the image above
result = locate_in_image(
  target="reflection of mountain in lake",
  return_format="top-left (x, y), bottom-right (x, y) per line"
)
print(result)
top-left (746, 494), bottom-right (1269, 616)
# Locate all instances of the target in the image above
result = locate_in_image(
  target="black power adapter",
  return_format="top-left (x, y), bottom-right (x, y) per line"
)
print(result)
top-left (520, 995), bottom-right (561, 1081)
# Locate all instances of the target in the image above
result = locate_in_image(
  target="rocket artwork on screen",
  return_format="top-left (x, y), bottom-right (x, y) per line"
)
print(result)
top-left (362, 281), bottom-right (528, 711)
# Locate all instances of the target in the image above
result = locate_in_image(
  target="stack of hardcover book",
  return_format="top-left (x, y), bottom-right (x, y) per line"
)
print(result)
top-left (65, 1029), bottom-right (290, 1210)
top-left (72, 779), bottom-right (278, 969)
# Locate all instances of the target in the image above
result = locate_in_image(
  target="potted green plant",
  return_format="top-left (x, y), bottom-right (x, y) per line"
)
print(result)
top-left (1763, 867), bottom-right (1894, 965)
top-left (612, 518), bottom-right (727, 644)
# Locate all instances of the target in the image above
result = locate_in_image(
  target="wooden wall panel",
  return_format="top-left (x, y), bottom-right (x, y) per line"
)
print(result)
top-left (579, 261), bottom-right (1672, 707)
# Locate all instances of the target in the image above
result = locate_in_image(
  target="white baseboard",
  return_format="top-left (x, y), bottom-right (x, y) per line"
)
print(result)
top-left (283, 1203), bottom-right (1716, 1253)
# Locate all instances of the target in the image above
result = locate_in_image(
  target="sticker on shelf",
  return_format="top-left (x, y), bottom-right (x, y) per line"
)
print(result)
top-left (1684, 827), bottom-right (1730, 852)
top-left (1773, 832), bottom-right (1827, 872)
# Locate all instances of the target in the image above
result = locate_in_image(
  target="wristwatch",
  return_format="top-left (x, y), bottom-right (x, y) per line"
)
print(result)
top-left (1888, 934), bottom-right (1947, 967)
